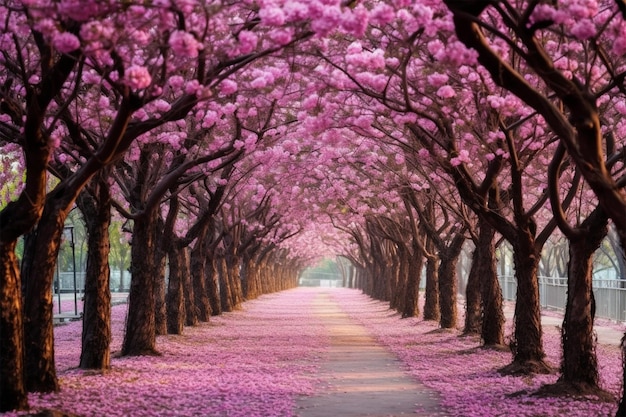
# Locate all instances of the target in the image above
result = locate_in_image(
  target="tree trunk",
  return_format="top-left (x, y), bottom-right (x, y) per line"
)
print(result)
top-left (181, 248), bottom-right (197, 326)
top-left (438, 234), bottom-right (465, 329)
top-left (391, 248), bottom-right (407, 313)
top-left (503, 234), bottom-right (549, 374)
top-left (21, 199), bottom-right (68, 392)
top-left (616, 230), bottom-right (626, 417)
top-left (206, 255), bottom-right (222, 316)
top-left (0, 241), bottom-right (28, 411)
top-left (476, 220), bottom-right (504, 346)
top-left (560, 211), bottom-right (607, 389)
top-left (226, 254), bottom-right (243, 309)
top-left (76, 175), bottom-right (112, 370)
top-left (619, 334), bottom-right (626, 417)
top-left (122, 208), bottom-right (158, 356)
top-left (218, 256), bottom-right (233, 312)
top-left (389, 251), bottom-right (401, 307)
top-left (423, 251), bottom-right (440, 321)
top-left (190, 238), bottom-right (211, 322)
top-left (166, 244), bottom-right (185, 335)
top-left (0, 46), bottom-right (76, 412)
top-left (402, 247), bottom-right (423, 318)
top-left (153, 218), bottom-right (167, 335)
top-left (464, 243), bottom-right (482, 335)
top-left (242, 256), bottom-right (259, 300)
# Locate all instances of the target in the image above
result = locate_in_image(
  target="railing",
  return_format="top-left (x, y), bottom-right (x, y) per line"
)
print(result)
top-left (298, 271), bottom-right (343, 287)
top-left (499, 275), bottom-right (626, 322)
top-left (54, 271), bottom-right (86, 293)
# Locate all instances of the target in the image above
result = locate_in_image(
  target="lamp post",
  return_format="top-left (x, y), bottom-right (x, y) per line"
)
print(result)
top-left (64, 225), bottom-right (78, 316)
top-left (55, 261), bottom-right (61, 314)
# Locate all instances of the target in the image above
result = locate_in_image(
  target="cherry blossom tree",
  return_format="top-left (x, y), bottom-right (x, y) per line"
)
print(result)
top-left (314, 3), bottom-right (557, 371)
top-left (0, 2), bottom-right (83, 409)
top-left (442, 0), bottom-right (626, 405)
top-left (1, 0), bottom-right (377, 410)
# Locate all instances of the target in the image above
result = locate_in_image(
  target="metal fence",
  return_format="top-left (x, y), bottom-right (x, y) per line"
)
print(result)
top-left (55, 271), bottom-right (85, 293)
top-left (298, 271), bottom-right (343, 287)
top-left (499, 275), bottom-right (626, 322)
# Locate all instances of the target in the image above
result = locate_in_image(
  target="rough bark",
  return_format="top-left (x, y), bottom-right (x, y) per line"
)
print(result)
top-left (619, 332), bottom-right (626, 417)
top-left (476, 220), bottom-right (504, 346)
top-left (190, 238), bottom-right (212, 322)
top-left (391, 247), bottom-right (406, 313)
top-left (559, 211), bottom-right (607, 389)
top-left (402, 251), bottom-right (423, 318)
top-left (438, 234), bottom-right (465, 329)
top-left (0, 241), bottom-right (28, 411)
top-left (218, 256), bottom-right (233, 312)
top-left (153, 218), bottom-right (167, 336)
top-left (226, 254), bottom-right (243, 309)
top-left (242, 255), bottom-right (261, 300)
top-left (76, 175), bottom-right (112, 370)
top-left (423, 250), bottom-right (440, 321)
top-left (206, 255), bottom-right (222, 316)
top-left (388, 251), bottom-right (400, 308)
top-left (464, 244), bottom-right (482, 335)
top-left (181, 248), bottom-right (197, 327)
top-left (166, 245), bottom-right (185, 335)
top-left (121, 208), bottom-right (158, 356)
top-left (502, 235), bottom-right (550, 374)
top-left (21, 198), bottom-right (68, 392)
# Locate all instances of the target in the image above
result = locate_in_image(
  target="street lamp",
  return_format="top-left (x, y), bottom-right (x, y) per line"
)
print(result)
top-left (63, 225), bottom-right (78, 316)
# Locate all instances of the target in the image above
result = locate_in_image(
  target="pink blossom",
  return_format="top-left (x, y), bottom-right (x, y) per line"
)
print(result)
top-left (124, 65), bottom-right (151, 89)
top-left (251, 77), bottom-right (268, 89)
top-left (567, 0), bottom-right (598, 19)
top-left (369, 3), bottom-right (395, 25)
top-left (52, 32), bottom-right (80, 53)
top-left (354, 115), bottom-right (373, 129)
top-left (283, 1), bottom-right (310, 21)
top-left (58, 0), bottom-right (102, 21)
top-left (450, 156), bottom-right (462, 166)
top-left (412, 4), bottom-right (434, 28)
top-left (436, 85), bottom-right (456, 99)
top-left (528, 4), bottom-right (558, 25)
top-left (436, 41), bottom-right (479, 66)
top-left (269, 28), bottom-right (294, 46)
top-left (615, 100), bottom-right (626, 116)
top-left (168, 30), bottom-right (202, 58)
top-left (427, 73), bottom-right (449, 88)
top-left (302, 94), bottom-right (319, 110)
top-left (238, 30), bottom-right (258, 54)
top-left (33, 18), bottom-right (58, 40)
top-left (341, 5), bottom-right (369, 37)
top-left (202, 110), bottom-right (219, 129)
top-left (570, 19), bottom-right (596, 40)
top-left (259, 6), bottom-right (285, 26)
top-left (172, 0), bottom-right (195, 14)
top-left (219, 79), bottom-right (238, 95)
top-left (167, 75), bottom-right (185, 90)
top-left (311, 6), bottom-right (342, 36)
top-left (355, 71), bottom-right (387, 92)
top-left (611, 22), bottom-right (626, 55)
top-left (80, 21), bottom-right (115, 43)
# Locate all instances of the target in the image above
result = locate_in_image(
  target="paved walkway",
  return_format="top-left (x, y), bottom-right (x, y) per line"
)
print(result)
top-left (296, 292), bottom-right (449, 417)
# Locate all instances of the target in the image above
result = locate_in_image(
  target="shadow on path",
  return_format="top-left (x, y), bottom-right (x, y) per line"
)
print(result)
top-left (296, 291), bottom-right (449, 417)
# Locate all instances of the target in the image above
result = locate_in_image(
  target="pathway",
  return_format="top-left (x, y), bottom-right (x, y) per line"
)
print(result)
top-left (296, 291), bottom-right (449, 417)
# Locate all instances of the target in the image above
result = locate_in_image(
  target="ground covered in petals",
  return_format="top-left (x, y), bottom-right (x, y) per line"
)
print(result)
top-left (329, 288), bottom-right (622, 417)
top-left (3, 287), bottom-right (623, 417)
top-left (6, 288), bottom-right (329, 417)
